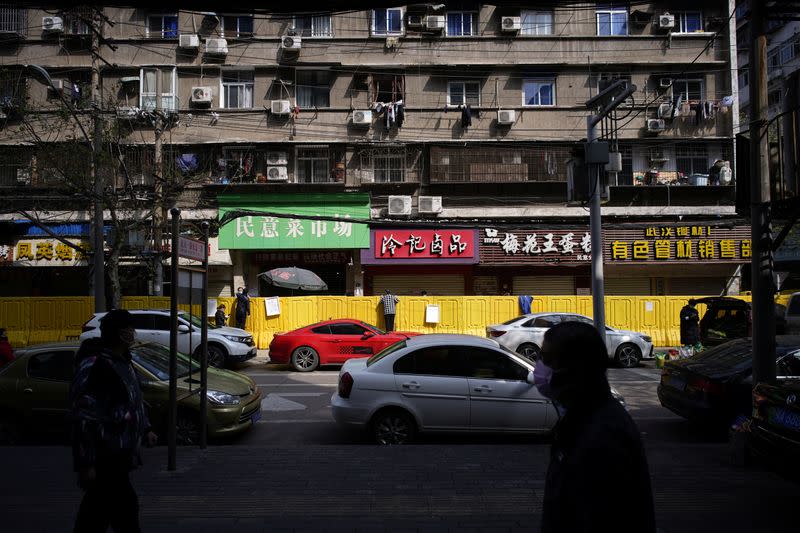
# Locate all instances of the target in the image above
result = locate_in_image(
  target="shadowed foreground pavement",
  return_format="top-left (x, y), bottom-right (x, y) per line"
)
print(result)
top-left (2, 439), bottom-right (798, 533)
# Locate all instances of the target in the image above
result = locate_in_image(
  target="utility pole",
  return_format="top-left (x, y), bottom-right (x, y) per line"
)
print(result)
top-left (749, 0), bottom-right (776, 384)
top-left (90, 11), bottom-right (105, 312)
top-left (152, 71), bottom-right (165, 296)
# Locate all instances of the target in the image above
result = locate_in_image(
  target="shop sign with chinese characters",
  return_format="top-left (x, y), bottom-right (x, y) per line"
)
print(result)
top-left (218, 193), bottom-right (370, 250)
top-left (605, 225), bottom-right (751, 263)
top-left (11, 239), bottom-right (90, 266)
top-left (480, 228), bottom-right (592, 265)
top-left (361, 229), bottom-right (478, 265)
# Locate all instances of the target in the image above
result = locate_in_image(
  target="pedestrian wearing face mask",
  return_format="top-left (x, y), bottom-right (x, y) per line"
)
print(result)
top-left (535, 321), bottom-right (655, 533)
top-left (70, 309), bottom-right (157, 533)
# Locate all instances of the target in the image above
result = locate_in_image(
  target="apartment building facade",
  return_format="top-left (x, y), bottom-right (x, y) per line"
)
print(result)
top-left (0, 3), bottom-right (745, 299)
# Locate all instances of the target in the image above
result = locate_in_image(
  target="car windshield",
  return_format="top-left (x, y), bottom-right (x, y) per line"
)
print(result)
top-left (502, 316), bottom-right (526, 326)
top-left (179, 312), bottom-right (218, 330)
top-left (366, 340), bottom-right (406, 366)
top-left (131, 343), bottom-right (199, 381)
top-left (361, 321), bottom-right (386, 335)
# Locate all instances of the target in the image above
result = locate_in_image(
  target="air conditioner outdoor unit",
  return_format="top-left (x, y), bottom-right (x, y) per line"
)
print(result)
top-left (42, 16), bottom-right (63, 32)
top-left (49, 79), bottom-right (65, 92)
top-left (657, 103), bottom-right (673, 118)
top-left (271, 99), bottom-right (292, 115)
top-left (659, 77), bottom-right (673, 88)
top-left (659, 13), bottom-right (675, 29)
top-left (266, 166), bottom-right (289, 181)
top-left (647, 118), bottom-right (666, 132)
top-left (267, 151), bottom-right (288, 165)
top-left (205, 38), bottom-right (228, 55)
top-left (497, 109), bottom-right (516, 125)
top-left (190, 86), bottom-right (213, 104)
top-left (418, 196), bottom-right (443, 214)
top-left (425, 16), bottom-right (445, 30)
top-left (16, 168), bottom-right (31, 184)
top-left (407, 14), bottom-right (424, 27)
top-left (352, 109), bottom-right (372, 126)
top-left (179, 33), bottom-right (200, 49)
top-left (388, 195), bottom-right (412, 216)
top-left (281, 35), bottom-right (302, 51)
top-left (501, 16), bottom-right (522, 32)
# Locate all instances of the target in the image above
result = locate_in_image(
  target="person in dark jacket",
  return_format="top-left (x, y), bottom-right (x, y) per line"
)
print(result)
top-left (214, 304), bottom-right (228, 328)
top-left (679, 299), bottom-right (701, 356)
top-left (536, 321), bottom-right (655, 533)
top-left (70, 309), bottom-right (157, 533)
top-left (235, 287), bottom-right (250, 330)
top-left (0, 328), bottom-right (14, 368)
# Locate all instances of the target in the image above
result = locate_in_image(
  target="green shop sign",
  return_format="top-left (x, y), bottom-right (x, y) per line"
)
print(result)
top-left (218, 193), bottom-right (370, 250)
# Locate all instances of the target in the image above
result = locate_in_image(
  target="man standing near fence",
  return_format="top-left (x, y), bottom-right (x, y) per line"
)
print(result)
top-left (679, 299), bottom-right (701, 357)
top-left (381, 289), bottom-right (399, 332)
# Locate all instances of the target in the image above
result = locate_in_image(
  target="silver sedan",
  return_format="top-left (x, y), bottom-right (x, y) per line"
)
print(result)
top-left (486, 313), bottom-right (653, 368)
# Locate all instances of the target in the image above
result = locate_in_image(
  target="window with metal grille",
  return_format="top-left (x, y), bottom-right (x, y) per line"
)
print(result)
top-left (0, 6), bottom-right (27, 35)
top-left (296, 147), bottom-right (331, 183)
top-left (293, 14), bottom-right (332, 37)
top-left (675, 145), bottom-right (708, 176)
top-left (221, 146), bottom-right (257, 182)
top-left (371, 73), bottom-right (405, 103)
top-left (147, 13), bottom-right (178, 38)
top-left (0, 69), bottom-right (24, 109)
top-left (521, 10), bottom-right (553, 35)
top-left (446, 12), bottom-right (476, 36)
top-left (447, 81), bottom-right (480, 106)
top-left (222, 14), bottom-right (253, 37)
top-left (296, 70), bottom-right (330, 108)
top-left (672, 79), bottom-right (704, 101)
top-left (64, 8), bottom-right (92, 35)
top-left (222, 71), bottom-right (254, 109)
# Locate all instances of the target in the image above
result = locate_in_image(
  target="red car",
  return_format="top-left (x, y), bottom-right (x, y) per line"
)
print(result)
top-left (268, 319), bottom-right (421, 372)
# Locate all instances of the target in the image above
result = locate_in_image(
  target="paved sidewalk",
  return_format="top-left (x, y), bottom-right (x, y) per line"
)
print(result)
top-left (2, 439), bottom-right (797, 533)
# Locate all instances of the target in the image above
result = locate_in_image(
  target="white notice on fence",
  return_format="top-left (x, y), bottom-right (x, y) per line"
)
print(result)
top-left (425, 304), bottom-right (440, 324)
top-left (208, 299), bottom-right (218, 316)
top-left (265, 297), bottom-right (281, 317)
top-left (645, 301), bottom-right (654, 312)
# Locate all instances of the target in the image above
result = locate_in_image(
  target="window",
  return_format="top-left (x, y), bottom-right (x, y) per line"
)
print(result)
top-left (446, 12), bottom-right (476, 36)
top-left (0, 69), bottom-right (25, 109)
top-left (311, 325), bottom-right (332, 334)
top-left (465, 348), bottom-right (528, 381)
top-left (373, 8), bottom-right (403, 36)
top-left (676, 12), bottom-right (703, 33)
top-left (768, 90), bottom-right (782, 108)
top-left (140, 67), bottom-right (177, 111)
top-left (293, 14), bottom-right (332, 37)
top-left (768, 50), bottom-right (781, 71)
top-left (393, 346), bottom-right (465, 377)
top-left (64, 8), bottom-right (92, 36)
top-left (27, 351), bottom-right (74, 382)
top-left (130, 314), bottom-right (156, 330)
top-left (447, 81), bottom-right (480, 106)
top-left (152, 315), bottom-right (173, 331)
top-left (596, 4), bottom-right (627, 36)
top-left (296, 146), bottom-right (331, 183)
top-left (222, 71), bottom-right (254, 109)
top-left (523, 78), bottom-right (555, 106)
top-left (675, 145), bottom-right (709, 176)
top-left (222, 146), bottom-right (256, 182)
top-left (296, 70), bottom-right (330, 108)
top-left (788, 296), bottom-right (800, 316)
top-left (596, 73), bottom-right (631, 93)
top-left (0, 7), bottom-right (28, 35)
top-left (373, 152), bottom-right (404, 182)
top-left (780, 40), bottom-right (798, 63)
top-left (738, 70), bottom-right (749, 89)
top-left (147, 13), bottom-right (178, 38)
top-left (672, 79), bottom-right (704, 101)
top-left (222, 15), bottom-right (254, 38)
top-left (371, 73), bottom-right (404, 103)
top-left (778, 351), bottom-right (800, 377)
top-left (526, 315), bottom-right (561, 328)
top-left (521, 10), bottom-right (553, 36)
top-left (330, 323), bottom-right (368, 335)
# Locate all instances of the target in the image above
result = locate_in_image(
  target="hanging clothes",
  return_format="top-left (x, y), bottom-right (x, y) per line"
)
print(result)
top-left (694, 103), bottom-right (703, 125)
top-left (396, 101), bottom-right (405, 128)
top-left (460, 104), bottom-right (472, 128)
top-left (671, 94), bottom-right (683, 119)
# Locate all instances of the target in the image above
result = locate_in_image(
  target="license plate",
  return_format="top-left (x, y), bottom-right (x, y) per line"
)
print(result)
top-left (666, 375), bottom-right (686, 391)
top-left (768, 407), bottom-right (800, 432)
top-left (250, 410), bottom-right (262, 424)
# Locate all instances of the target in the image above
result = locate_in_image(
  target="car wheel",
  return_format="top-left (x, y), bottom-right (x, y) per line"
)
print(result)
top-left (176, 412), bottom-right (201, 446)
top-left (516, 343), bottom-right (541, 362)
top-left (615, 343), bottom-right (642, 368)
top-left (207, 345), bottom-right (226, 369)
top-left (291, 346), bottom-right (320, 372)
top-left (371, 409), bottom-right (416, 445)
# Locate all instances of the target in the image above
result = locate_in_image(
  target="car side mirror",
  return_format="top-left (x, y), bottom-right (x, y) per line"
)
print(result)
top-left (362, 332), bottom-right (375, 339)
top-left (526, 370), bottom-right (536, 385)
top-left (178, 324), bottom-right (191, 333)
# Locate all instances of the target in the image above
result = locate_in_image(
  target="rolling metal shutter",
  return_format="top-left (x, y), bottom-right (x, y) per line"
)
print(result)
top-left (605, 277), bottom-right (652, 295)
top-left (372, 274), bottom-right (464, 296)
top-left (667, 277), bottom-right (726, 296)
top-left (512, 276), bottom-right (575, 295)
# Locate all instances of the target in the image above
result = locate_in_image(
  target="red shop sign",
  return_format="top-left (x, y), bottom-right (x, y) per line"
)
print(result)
top-left (373, 229), bottom-right (475, 259)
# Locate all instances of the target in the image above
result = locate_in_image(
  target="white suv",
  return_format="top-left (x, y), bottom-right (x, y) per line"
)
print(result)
top-left (80, 309), bottom-right (257, 367)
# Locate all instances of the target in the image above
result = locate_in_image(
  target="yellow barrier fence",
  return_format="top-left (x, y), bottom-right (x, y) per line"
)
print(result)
top-left (0, 295), bottom-right (752, 350)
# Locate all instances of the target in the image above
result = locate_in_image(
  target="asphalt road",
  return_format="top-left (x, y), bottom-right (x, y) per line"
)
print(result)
top-left (227, 359), bottom-right (683, 446)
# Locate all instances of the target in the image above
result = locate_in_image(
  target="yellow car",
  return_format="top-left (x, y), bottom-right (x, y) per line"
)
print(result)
top-left (0, 341), bottom-right (262, 444)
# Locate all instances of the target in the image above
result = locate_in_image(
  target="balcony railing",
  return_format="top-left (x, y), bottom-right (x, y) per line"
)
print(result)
top-left (430, 145), bottom-right (568, 184)
top-left (0, 7), bottom-right (28, 37)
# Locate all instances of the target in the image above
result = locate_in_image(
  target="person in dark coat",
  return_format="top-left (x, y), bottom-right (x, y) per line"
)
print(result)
top-left (536, 321), bottom-right (655, 533)
top-left (70, 309), bottom-right (157, 533)
top-left (679, 299), bottom-right (701, 356)
top-left (235, 287), bottom-right (250, 330)
top-left (0, 328), bottom-right (14, 368)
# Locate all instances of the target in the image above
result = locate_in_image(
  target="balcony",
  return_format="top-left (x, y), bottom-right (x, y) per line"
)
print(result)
top-left (0, 7), bottom-right (27, 38)
top-left (429, 145), bottom-right (568, 184)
